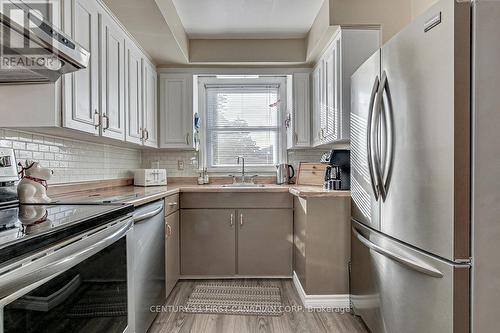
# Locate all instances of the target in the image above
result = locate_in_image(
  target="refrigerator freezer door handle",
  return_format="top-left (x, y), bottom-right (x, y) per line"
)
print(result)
top-left (381, 71), bottom-right (395, 199)
top-left (352, 226), bottom-right (444, 278)
top-left (373, 74), bottom-right (386, 200)
top-left (367, 76), bottom-right (380, 201)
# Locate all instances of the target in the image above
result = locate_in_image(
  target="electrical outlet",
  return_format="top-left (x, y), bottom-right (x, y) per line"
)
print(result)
top-left (177, 160), bottom-right (184, 170)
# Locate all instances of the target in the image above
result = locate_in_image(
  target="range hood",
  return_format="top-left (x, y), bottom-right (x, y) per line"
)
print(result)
top-left (0, 0), bottom-right (89, 84)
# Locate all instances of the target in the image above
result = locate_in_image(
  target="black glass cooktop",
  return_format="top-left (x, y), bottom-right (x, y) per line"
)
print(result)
top-left (0, 203), bottom-right (134, 265)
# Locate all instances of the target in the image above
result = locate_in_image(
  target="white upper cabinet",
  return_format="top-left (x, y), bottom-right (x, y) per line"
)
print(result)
top-left (312, 27), bottom-right (380, 146)
top-left (312, 65), bottom-right (322, 147)
top-left (63, 0), bottom-right (158, 146)
top-left (286, 73), bottom-right (311, 149)
top-left (159, 74), bottom-right (194, 149)
top-left (100, 13), bottom-right (126, 140)
top-left (143, 60), bottom-right (159, 148)
top-left (0, 0), bottom-right (158, 147)
top-left (63, 0), bottom-right (100, 135)
top-left (125, 41), bottom-right (143, 145)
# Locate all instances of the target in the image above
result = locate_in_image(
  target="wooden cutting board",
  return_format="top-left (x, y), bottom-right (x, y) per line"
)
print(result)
top-left (296, 163), bottom-right (326, 186)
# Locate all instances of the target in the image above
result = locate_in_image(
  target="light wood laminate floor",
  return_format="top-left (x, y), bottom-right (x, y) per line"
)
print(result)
top-left (148, 279), bottom-right (368, 333)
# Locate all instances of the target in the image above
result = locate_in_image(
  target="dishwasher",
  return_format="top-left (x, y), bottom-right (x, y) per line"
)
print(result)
top-left (131, 200), bottom-right (165, 333)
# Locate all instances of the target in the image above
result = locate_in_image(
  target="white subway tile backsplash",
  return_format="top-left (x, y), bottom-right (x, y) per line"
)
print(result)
top-left (0, 129), bottom-right (141, 184)
top-left (0, 129), bottom-right (336, 184)
top-left (142, 148), bottom-right (332, 177)
top-left (12, 141), bottom-right (25, 150)
top-left (287, 149), bottom-right (331, 170)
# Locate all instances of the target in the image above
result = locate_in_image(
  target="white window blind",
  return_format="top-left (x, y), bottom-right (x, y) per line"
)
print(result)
top-left (206, 84), bottom-right (281, 169)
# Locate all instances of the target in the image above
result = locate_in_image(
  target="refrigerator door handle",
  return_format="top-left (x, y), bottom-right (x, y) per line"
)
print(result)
top-left (380, 71), bottom-right (395, 199)
top-left (367, 76), bottom-right (380, 200)
top-left (352, 226), bottom-right (444, 278)
top-left (373, 75), bottom-right (386, 200)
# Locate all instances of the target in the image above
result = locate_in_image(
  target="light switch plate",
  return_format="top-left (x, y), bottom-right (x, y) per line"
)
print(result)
top-left (177, 160), bottom-right (184, 170)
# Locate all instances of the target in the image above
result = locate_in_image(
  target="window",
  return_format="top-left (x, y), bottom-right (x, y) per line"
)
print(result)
top-left (200, 77), bottom-right (286, 172)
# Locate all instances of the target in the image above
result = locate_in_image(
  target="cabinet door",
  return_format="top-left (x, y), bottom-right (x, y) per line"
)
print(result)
top-left (62, 0), bottom-right (100, 134)
top-left (125, 41), bottom-right (143, 145)
top-left (100, 13), bottom-right (126, 140)
top-left (288, 73), bottom-right (311, 149)
top-left (238, 209), bottom-right (293, 276)
top-left (143, 60), bottom-right (158, 148)
top-left (165, 211), bottom-right (179, 298)
top-left (312, 65), bottom-right (322, 147)
top-left (159, 74), bottom-right (193, 149)
top-left (323, 44), bottom-right (338, 143)
top-left (181, 209), bottom-right (236, 276)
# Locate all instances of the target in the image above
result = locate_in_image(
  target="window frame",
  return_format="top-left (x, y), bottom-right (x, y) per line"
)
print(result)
top-left (198, 76), bottom-right (288, 174)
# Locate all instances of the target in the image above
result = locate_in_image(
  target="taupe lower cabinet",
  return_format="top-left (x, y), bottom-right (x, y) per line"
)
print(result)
top-left (180, 204), bottom-right (293, 277)
top-left (165, 196), bottom-right (180, 298)
top-left (293, 196), bottom-right (350, 295)
top-left (237, 209), bottom-right (293, 276)
top-left (181, 209), bottom-right (236, 276)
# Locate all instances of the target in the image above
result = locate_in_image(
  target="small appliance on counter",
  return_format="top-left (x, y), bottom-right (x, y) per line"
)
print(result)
top-left (324, 165), bottom-right (342, 190)
top-left (320, 149), bottom-right (351, 190)
top-left (275, 164), bottom-right (295, 184)
top-left (134, 169), bottom-right (167, 186)
top-left (0, 148), bottom-right (19, 207)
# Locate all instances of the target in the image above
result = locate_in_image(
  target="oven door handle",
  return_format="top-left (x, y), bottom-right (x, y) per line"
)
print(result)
top-left (0, 217), bottom-right (133, 301)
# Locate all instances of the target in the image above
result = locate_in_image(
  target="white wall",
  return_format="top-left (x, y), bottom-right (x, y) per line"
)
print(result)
top-left (329, 0), bottom-right (412, 43)
top-left (411, 0), bottom-right (439, 18)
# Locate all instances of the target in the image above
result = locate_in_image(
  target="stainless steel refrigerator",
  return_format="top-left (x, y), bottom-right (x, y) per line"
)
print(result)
top-left (350, 0), bottom-right (500, 332)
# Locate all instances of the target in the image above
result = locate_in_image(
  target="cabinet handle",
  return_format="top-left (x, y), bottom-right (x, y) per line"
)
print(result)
top-left (140, 128), bottom-right (144, 140)
top-left (145, 129), bottom-right (149, 141)
top-left (186, 133), bottom-right (190, 145)
top-left (294, 132), bottom-right (298, 145)
top-left (230, 213), bottom-right (234, 227)
top-left (239, 213), bottom-right (243, 227)
top-left (320, 128), bottom-right (325, 139)
top-left (168, 202), bottom-right (177, 207)
top-left (166, 224), bottom-right (172, 237)
top-left (93, 110), bottom-right (101, 129)
top-left (102, 114), bottom-right (109, 130)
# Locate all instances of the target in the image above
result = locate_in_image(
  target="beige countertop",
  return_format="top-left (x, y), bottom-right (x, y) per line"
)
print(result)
top-left (53, 184), bottom-right (350, 207)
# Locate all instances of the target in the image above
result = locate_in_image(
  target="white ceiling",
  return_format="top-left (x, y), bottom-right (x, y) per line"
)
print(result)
top-left (171, 0), bottom-right (324, 39)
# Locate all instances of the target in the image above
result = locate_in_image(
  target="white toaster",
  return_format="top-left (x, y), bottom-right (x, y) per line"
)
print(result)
top-left (134, 169), bottom-right (167, 186)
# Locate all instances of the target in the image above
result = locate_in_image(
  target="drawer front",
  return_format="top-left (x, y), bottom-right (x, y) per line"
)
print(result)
top-left (165, 194), bottom-right (179, 216)
top-left (180, 192), bottom-right (292, 209)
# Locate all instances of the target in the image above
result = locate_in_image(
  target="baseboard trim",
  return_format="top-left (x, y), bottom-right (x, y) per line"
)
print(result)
top-left (292, 271), bottom-right (350, 309)
top-left (180, 275), bottom-right (292, 280)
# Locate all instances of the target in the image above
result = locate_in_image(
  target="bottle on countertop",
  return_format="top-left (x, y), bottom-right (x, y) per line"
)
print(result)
top-left (197, 173), bottom-right (204, 185)
top-left (203, 168), bottom-right (209, 184)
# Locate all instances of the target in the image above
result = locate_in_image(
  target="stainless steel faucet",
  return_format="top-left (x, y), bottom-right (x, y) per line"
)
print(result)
top-left (237, 156), bottom-right (245, 182)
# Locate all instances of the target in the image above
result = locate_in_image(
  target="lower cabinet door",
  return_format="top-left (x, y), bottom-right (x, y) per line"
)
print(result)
top-left (181, 209), bottom-right (236, 276)
top-left (237, 209), bottom-right (293, 276)
top-left (165, 211), bottom-right (179, 298)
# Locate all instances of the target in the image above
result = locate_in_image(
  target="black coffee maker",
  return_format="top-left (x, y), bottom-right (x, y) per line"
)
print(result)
top-left (320, 149), bottom-right (351, 190)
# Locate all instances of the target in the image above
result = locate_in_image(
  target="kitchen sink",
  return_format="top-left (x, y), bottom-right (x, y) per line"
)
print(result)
top-left (221, 183), bottom-right (265, 188)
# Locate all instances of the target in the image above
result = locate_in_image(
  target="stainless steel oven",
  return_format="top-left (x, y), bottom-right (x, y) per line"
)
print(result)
top-left (0, 215), bottom-right (134, 333)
